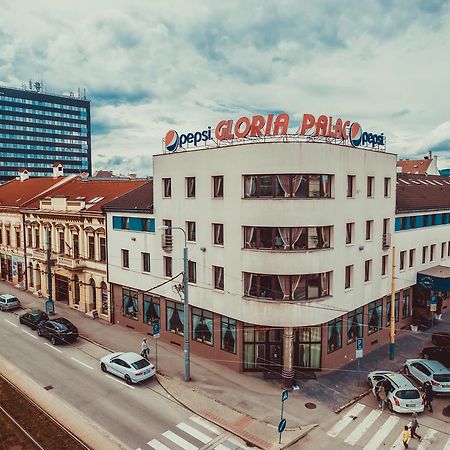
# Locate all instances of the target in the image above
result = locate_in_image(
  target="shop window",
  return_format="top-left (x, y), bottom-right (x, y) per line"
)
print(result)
top-left (122, 288), bottom-right (138, 320)
top-left (327, 317), bottom-right (343, 353)
top-left (368, 299), bottom-right (383, 334)
top-left (143, 294), bottom-right (160, 326)
top-left (347, 308), bottom-right (364, 343)
top-left (402, 289), bottom-right (411, 318)
top-left (100, 282), bottom-right (108, 315)
top-left (166, 300), bottom-right (184, 335)
top-left (221, 316), bottom-right (236, 353)
top-left (192, 307), bottom-right (213, 345)
top-left (212, 175), bottom-right (224, 198)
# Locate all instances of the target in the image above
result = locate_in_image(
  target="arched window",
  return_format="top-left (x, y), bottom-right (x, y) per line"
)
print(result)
top-left (100, 281), bottom-right (108, 315)
top-left (89, 278), bottom-right (96, 311)
top-left (73, 275), bottom-right (80, 305)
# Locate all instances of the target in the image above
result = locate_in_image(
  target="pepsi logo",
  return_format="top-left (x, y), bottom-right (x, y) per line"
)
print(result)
top-left (165, 129), bottom-right (179, 152)
top-left (349, 122), bottom-right (362, 147)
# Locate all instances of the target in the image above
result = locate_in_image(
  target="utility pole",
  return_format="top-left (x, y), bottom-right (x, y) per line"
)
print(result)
top-left (46, 227), bottom-right (55, 314)
top-left (389, 246), bottom-right (396, 360)
top-left (183, 241), bottom-right (190, 382)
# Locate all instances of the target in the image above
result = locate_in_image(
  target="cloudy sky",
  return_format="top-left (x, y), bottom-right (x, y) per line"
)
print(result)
top-left (1, 0), bottom-right (449, 175)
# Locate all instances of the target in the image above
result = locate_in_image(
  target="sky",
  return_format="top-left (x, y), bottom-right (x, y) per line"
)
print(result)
top-left (1, 0), bottom-right (450, 176)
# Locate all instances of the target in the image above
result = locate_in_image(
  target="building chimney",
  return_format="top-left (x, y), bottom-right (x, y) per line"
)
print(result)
top-left (52, 163), bottom-right (64, 178)
top-left (429, 150), bottom-right (432, 159)
top-left (18, 169), bottom-right (30, 182)
top-left (128, 173), bottom-right (137, 179)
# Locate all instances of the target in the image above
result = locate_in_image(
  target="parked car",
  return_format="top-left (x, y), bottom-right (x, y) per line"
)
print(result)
top-left (100, 352), bottom-right (156, 385)
top-left (0, 294), bottom-right (20, 311)
top-left (19, 310), bottom-right (49, 329)
top-left (367, 371), bottom-right (424, 413)
top-left (432, 332), bottom-right (450, 347)
top-left (37, 318), bottom-right (79, 345)
top-left (421, 346), bottom-right (450, 368)
top-left (404, 359), bottom-right (450, 394)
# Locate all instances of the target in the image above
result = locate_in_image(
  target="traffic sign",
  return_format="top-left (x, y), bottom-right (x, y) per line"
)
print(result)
top-left (281, 389), bottom-right (289, 402)
top-left (278, 418), bottom-right (287, 433)
top-left (356, 338), bottom-right (363, 359)
top-left (430, 296), bottom-right (437, 312)
top-left (153, 321), bottom-right (160, 338)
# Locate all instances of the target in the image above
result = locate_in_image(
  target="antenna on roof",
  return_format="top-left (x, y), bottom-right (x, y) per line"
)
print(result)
top-left (78, 87), bottom-right (81, 98)
top-left (83, 88), bottom-right (86, 99)
top-left (29, 80), bottom-right (33, 90)
top-left (34, 81), bottom-right (41, 93)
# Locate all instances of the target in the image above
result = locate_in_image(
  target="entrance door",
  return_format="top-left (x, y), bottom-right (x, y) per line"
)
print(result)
top-left (55, 275), bottom-right (69, 303)
top-left (295, 327), bottom-right (322, 370)
top-left (243, 325), bottom-right (283, 371)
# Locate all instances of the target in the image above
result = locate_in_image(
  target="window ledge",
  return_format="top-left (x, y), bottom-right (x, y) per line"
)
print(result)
top-left (243, 294), bottom-right (333, 304)
top-left (344, 287), bottom-right (353, 292)
top-left (381, 275), bottom-right (389, 279)
top-left (242, 197), bottom-right (335, 201)
top-left (242, 247), bottom-right (334, 253)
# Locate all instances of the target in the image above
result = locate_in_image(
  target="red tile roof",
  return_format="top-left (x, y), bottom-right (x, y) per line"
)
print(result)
top-left (396, 174), bottom-right (450, 212)
top-left (0, 176), bottom-right (72, 209)
top-left (397, 159), bottom-right (432, 174)
top-left (102, 180), bottom-right (153, 212)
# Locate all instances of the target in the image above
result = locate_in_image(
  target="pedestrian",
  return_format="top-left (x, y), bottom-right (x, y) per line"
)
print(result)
top-left (410, 412), bottom-right (422, 441)
top-left (141, 338), bottom-right (149, 359)
top-left (402, 425), bottom-right (410, 448)
top-left (378, 384), bottom-right (387, 411)
top-left (424, 381), bottom-right (434, 412)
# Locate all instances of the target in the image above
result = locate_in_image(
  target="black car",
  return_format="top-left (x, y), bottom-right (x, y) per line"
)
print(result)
top-left (19, 310), bottom-right (49, 330)
top-left (432, 332), bottom-right (450, 347)
top-left (37, 318), bottom-right (79, 345)
top-left (421, 346), bottom-right (450, 368)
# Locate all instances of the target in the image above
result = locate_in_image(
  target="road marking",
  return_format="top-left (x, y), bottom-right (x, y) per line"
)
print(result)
top-left (105, 374), bottom-right (135, 389)
top-left (176, 422), bottom-right (211, 444)
top-left (327, 403), bottom-right (366, 438)
top-left (22, 329), bottom-right (38, 339)
top-left (389, 431), bottom-right (405, 449)
top-left (189, 415), bottom-right (221, 435)
top-left (344, 409), bottom-right (382, 445)
top-left (163, 430), bottom-right (198, 450)
top-left (363, 415), bottom-right (399, 450)
top-left (4, 319), bottom-right (18, 327)
top-left (146, 440), bottom-right (171, 450)
top-left (443, 435), bottom-right (450, 450)
top-left (44, 342), bottom-right (63, 353)
top-left (70, 357), bottom-right (94, 370)
top-left (417, 429), bottom-right (439, 450)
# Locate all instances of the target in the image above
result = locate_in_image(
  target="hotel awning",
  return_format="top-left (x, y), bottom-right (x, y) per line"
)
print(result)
top-left (417, 265), bottom-right (450, 291)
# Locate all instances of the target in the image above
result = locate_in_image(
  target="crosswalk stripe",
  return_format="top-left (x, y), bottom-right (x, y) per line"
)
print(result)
top-left (388, 431), bottom-right (405, 449)
top-left (146, 439), bottom-right (172, 450)
top-left (176, 422), bottom-right (211, 444)
top-left (443, 436), bottom-right (450, 450)
top-left (417, 429), bottom-right (439, 450)
top-left (344, 410), bottom-right (382, 445)
top-left (163, 430), bottom-right (198, 450)
top-left (215, 444), bottom-right (232, 450)
top-left (363, 415), bottom-right (399, 450)
top-left (327, 403), bottom-right (366, 438)
top-left (189, 416), bottom-right (221, 435)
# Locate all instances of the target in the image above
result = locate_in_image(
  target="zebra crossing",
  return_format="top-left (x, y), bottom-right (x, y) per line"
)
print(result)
top-left (137, 415), bottom-right (247, 450)
top-left (327, 403), bottom-right (450, 449)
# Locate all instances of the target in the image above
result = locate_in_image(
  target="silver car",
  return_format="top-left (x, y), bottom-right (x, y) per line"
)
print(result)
top-left (404, 359), bottom-right (450, 394)
top-left (100, 351), bottom-right (156, 384)
top-left (0, 294), bottom-right (20, 311)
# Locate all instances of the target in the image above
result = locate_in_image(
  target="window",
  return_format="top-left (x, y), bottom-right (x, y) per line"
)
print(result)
top-left (364, 259), bottom-right (372, 282)
top-left (213, 223), bottom-right (224, 245)
top-left (221, 316), bottom-right (236, 353)
top-left (345, 265), bottom-right (353, 289)
top-left (213, 266), bottom-right (224, 290)
top-left (327, 317), bottom-right (343, 353)
top-left (186, 177), bottom-right (196, 198)
top-left (409, 249), bottom-right (415, 268)
top-left (27, 228), bottom-right (32, 247)
top-left (73, 234), bottom-right (79, 258)
top-left (347, 175), bottom-right (355, 198)
top-left (121, 217), bottom-right (129, 230)
top-left (448, 241), bottom-right (450, 257)
top-left (188, 260), bottom-right (197, 283)
top-left (346, 222), bottom-right (354, 245)
top-left (430, 244), bottom-right (436, 262)
top-left (88, 236), bottom-right (95, 260)
top-left (141, 218), bottom-right (154, 232)
top-left (6, 229), bottom-right (10, 246)
top-left (187, 221), bottom-right (196, 242)
top-left (142, 252), bottom-right (151, 273)
top-left (166, 300), bottom-right (184, 335)
top-left (122, 288), bottom-right (138, 320)
top-left (143, 294), bottom-right (160, 326)
top-left (386, 293), bottom-right (400, 326)
top-left (99, 237), bottom-right (106, 262)
top-left (366, 220), bottom-right (373, 241)
top-left (212, 175), bottom-right (224, 198)
top-left (442, 242), bottom-right (447, 259)
top-left (383, 218), bottom-right (390, 235)
top-left (422, 246), bottom-right (427, 264)
top-left (121, 249), bottom-right (129, 268)
top-left (347, 307), bottom-right (363, 343)
top-left (367, 176), bottom-right (374, 197)
top-left (384, 177), bottom-right (391, 197)
top-left (368, 299), bottom-right (383, 334)
top-left (15, 230), bottom-right (21, 248)
top-left (399, 251), bottom-right (406, 270)
top-left (162, 178), bottom-right (171, 198)
top-left (192, 308), bottom-right (213, 345)
top-left (402, 289), bottom-right (411, 318)
top-left (382, 254), bottom-right (388, 276)
top-left (59, 231), bottom-right (65, 254)
top-left (164, 256), bottom-right (172, 277)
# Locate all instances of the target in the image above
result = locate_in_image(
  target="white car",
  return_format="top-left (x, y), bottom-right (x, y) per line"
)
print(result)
top-left (0, 294), bottom-right (20, 311)
top-left (367, 370), bottom-right (424, 413)
top-left (100, 352), bottom-right (156, 384)
top-left (404, 359), bottom-right (450, 394)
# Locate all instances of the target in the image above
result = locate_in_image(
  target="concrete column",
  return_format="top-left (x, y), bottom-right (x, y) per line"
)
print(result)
top-left (282, 327), bottom-right (295, 388)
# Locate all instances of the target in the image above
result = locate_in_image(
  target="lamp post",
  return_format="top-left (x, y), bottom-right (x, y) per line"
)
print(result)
top-left (159, 226), bottom-right (190, 382)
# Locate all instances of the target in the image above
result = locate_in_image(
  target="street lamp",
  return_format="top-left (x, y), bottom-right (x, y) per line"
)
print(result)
top-left (158, 225), bottom-right (190, 382)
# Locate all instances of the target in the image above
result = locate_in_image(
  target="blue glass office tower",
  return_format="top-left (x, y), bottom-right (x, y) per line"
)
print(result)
top-left (0, 85), bottom-right (91, 183)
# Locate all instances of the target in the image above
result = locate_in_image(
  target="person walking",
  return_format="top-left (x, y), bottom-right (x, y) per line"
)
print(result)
top-left (141, 338), bottom-right (149, 360)
top-left (424, 381), bottom-right (434, 412)
top-left (410, 412), bottom-right (422, 440)
top-left (402, 425), bottom-right (410, 448)
top-left (378, 384), bottom-right (387, 411)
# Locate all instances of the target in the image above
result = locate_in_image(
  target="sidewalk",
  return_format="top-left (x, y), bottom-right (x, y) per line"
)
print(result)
top-left (1, 282), bottom-right (319, 450)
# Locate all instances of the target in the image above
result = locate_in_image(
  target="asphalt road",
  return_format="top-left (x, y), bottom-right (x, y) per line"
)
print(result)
top-left (0, 309), bottom-right (216, 450)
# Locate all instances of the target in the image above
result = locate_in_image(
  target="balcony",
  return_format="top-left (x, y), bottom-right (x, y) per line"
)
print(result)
top-left (382, 233), bottom-right (391, 250)
top-left (161, 234), bottom-right (173, 252)
top-left (31, 248), bottom-right (51, 262)
top-left (57, 255), bottom-right (83, 270)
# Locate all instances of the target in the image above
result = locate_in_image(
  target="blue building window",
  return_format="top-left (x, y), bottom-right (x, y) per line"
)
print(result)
top-left (113, 216), bottom-right (155, 232)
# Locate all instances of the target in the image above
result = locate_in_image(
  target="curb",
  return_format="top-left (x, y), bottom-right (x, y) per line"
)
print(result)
top-left (280, 423), bottom-right (318, 450)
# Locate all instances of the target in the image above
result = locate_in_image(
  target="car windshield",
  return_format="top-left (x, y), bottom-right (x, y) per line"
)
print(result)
top-left (7, 298), bottom-right (18, 303)
top-left (434, 374), bottom-right (450, 383)
top-left (131, 359), bottom-right (150, 370)
top-left (396, 389), bottom-right (420, 399)
top-left (54, 323), bottom-right (68, 332)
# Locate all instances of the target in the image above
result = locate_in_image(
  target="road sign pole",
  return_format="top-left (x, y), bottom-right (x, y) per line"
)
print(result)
top-left (155, 338), bottom-right (158, 371)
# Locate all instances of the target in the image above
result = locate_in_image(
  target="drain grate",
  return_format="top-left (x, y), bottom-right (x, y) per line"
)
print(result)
top-left (43, 385), bottom-right (53, 391)
top-left (305, 402), bottom-right (316, 409)
top-left (443, 405), bottom-right (450, 417)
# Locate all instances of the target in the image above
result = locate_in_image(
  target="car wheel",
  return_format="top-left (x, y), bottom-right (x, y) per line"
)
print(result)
top-left (125, 375), bottom-right (132, 385)
top-left (387, 400), bottom-right (393, 412)
top-left (51, 336), bottom-right (57, 345)
top-left (37, 328), bottom-right (42, 336)
top-left (100, 363), bottom-right (107, 373)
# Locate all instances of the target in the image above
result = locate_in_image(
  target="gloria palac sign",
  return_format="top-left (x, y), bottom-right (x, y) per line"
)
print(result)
top-left (163, 112), bottom-right (385, 152)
